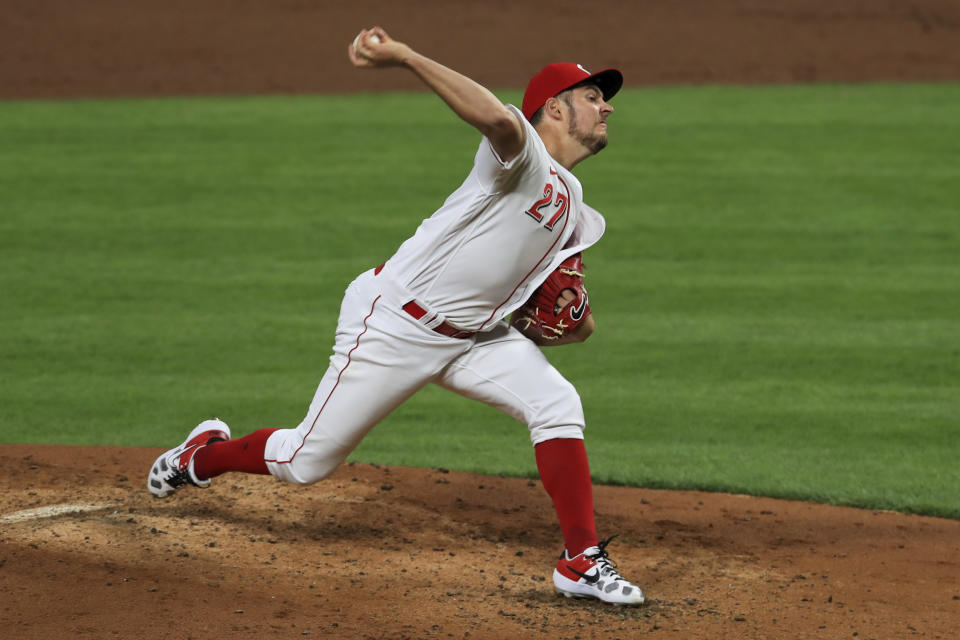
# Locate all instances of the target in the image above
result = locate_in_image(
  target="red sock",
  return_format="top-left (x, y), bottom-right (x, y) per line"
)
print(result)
top-left (535, 438), bottom-right (599, 556)
top-left (193, 428), bottom-right (278, 479)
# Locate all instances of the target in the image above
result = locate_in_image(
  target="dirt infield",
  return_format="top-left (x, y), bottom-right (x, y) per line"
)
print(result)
top-left (2, 1), bottom-right (959, 638)
top-left (2, 445), bottom-right (958, 639)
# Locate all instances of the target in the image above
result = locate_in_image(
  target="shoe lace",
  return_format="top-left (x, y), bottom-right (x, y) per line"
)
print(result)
top-left (587, 535), bottom-right (624, 580)
top-left (158, 451), bottom-right (193, 487)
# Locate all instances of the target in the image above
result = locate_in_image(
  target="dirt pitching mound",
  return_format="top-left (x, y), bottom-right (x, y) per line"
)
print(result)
top-left (1, 445), bottom-right (957, 639)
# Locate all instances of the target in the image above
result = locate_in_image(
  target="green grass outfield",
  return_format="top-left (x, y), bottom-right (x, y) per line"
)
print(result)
top-left (2, 83), bottom-right (958, 518)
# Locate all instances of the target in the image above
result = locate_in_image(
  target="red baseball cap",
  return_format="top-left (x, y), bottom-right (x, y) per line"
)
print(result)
top-left (521, 63), bottom-right (623, 121)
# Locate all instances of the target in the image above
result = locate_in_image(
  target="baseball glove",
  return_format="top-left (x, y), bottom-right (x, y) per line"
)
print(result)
top-left (514, 253), bottom-right (591, 341)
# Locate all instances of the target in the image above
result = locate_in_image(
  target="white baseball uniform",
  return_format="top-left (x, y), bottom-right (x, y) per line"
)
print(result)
top-left (264, 105), bottom-right (605, 485)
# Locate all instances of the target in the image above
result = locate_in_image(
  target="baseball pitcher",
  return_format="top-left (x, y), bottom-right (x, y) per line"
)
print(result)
top-left (148, 26), bottom-right (643, 606)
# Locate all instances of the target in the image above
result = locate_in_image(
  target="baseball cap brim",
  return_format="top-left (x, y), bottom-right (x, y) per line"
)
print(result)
top-left (587, 68), bottom-right (624, 103)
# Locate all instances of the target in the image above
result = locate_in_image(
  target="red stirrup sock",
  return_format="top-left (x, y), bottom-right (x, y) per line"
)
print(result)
top-left (535, 437), bottom-right (599, 557)
top-left (193, 428), bottom-right (278, 479)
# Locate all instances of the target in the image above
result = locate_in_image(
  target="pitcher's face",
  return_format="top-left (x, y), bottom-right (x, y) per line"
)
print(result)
top-left (565, 84), bottom-right (614, 154)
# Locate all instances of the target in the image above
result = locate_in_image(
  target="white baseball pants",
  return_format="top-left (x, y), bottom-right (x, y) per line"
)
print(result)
top-left (264, 267), bottom-right (586, 485)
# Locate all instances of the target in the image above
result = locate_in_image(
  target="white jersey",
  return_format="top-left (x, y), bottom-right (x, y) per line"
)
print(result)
top-left (382, 104), bottom-right (606, 332)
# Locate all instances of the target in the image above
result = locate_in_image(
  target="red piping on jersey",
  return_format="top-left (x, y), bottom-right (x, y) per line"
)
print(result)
top-left (478, 168), bottom-right (572, 331)
top-left (267, 294), bottom-right (381, 465)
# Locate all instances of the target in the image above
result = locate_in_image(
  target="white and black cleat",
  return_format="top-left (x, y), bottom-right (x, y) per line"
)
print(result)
top-left (148, 419), bottom-right (230, 498)
top-left (552, 536), bottom-right (644, 606)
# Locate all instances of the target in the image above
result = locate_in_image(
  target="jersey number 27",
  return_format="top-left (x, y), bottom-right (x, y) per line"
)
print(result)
top-left (525, 179), bottom-right (569, 232)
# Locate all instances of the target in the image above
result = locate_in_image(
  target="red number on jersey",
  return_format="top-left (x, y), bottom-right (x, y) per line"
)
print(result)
top-left (526, 171), bottom-right (570, 232)
top-left (545, 190), bottom-right (568, 231)
top-left (525, 184), bottom-right (554, 223)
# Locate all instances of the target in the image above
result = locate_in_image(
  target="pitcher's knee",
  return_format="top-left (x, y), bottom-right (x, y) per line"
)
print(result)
top-left (265, 435), bottom-right (351, 485)
top-left (288, 465), bottom-right (335, 485)
top-left (547, 381), bottom-right (585, 424)
top-left (527, 382), bottom-right (586, 444)
top-left (290, 455), bottom-right (340, 485)
top-left (269, 450), bottom-right (345, 485)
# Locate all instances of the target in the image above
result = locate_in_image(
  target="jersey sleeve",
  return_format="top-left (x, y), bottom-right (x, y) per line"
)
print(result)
top-left (472, 104), bottom-right (542, 194)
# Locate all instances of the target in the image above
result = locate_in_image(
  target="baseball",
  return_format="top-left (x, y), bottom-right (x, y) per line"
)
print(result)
top-left (353, 33), bottom-right (381, 54)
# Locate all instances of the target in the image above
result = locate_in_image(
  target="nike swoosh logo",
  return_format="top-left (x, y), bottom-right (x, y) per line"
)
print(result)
top-left (567, 565), bottom-right (600, 584)
top-left (569, 294), bottom-right (588, 322)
